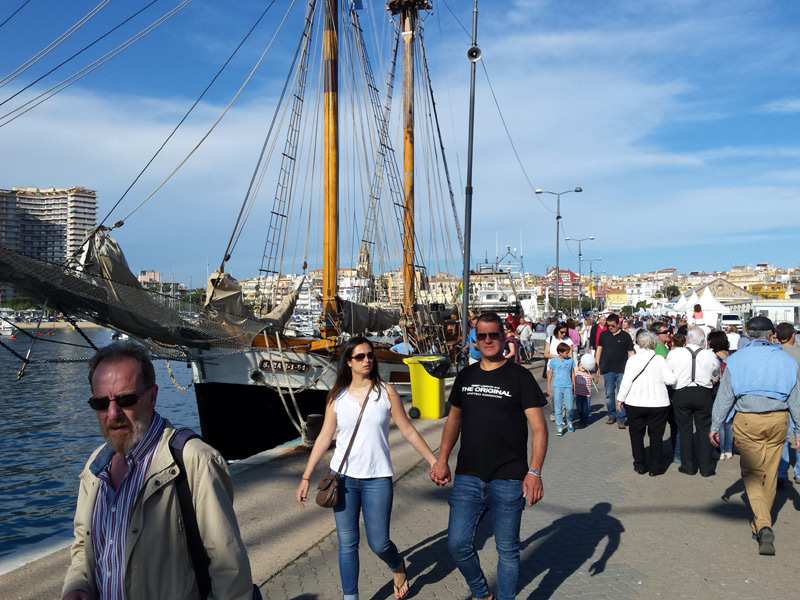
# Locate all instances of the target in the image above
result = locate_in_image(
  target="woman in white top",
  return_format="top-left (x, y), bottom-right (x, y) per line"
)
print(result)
top-left (617, 330), bottom-right (678, 476)
top-left (296, 336), bottom-right (439, 600)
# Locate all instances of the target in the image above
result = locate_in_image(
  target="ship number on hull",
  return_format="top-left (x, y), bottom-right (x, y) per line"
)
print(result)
top-left (259, 359), bottom-right (310, 373)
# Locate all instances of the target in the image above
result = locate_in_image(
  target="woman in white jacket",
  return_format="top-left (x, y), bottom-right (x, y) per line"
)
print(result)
top-left (617, 331), bottom-right (677, 476)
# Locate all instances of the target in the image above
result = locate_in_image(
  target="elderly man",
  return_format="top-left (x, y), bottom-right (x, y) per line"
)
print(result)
top-left (666, 326), bottom-right (719, 476)
top-left (432, 312), bottom-right (548, 600)
top-left (62, 341), bottom-right (255, 600)
top-left (710, 317), bottom-right (800, 556)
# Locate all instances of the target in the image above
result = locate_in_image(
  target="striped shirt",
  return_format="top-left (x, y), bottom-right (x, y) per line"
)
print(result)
top-left (90, 412), bottom-right (165, 600)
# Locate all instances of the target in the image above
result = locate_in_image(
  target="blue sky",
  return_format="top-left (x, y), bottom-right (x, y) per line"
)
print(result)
top-left (1, 0), bottom-right (799, 286)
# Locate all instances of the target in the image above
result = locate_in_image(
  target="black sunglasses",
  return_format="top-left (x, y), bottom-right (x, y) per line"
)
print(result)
top-left (88, 387), bottom-right (152, 411)
top-left (351, 351), bottom-right (375, 362)
top-left (476, 331), bottom-right (502, 341)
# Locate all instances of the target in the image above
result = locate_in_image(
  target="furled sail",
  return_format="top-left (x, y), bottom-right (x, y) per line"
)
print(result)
top-left (337, 297), bottom-right (400, 334)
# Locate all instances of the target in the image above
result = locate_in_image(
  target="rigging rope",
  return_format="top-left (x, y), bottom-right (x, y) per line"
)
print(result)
top-left (0, 0), bottom-right (194, 128)
top-left (0, 0), bottom-right (159, 106)
top-left (0, 0), bottom-right (31, 31)
top-left (0, 0), bottom-right (110, 90)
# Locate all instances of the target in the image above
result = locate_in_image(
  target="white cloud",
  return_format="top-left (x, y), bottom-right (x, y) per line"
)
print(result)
top-left (759, 98), bottom-right (800, 114)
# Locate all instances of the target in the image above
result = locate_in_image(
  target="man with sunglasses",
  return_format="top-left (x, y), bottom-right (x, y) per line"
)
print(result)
top-left (432, 312), bottom-right (548, 600)
top-left (62, 341), bottom-right (255, 600)
top-left (652, 323), bottom-right (672, 357)
top-left (595, 313), bottom-right (635, 429)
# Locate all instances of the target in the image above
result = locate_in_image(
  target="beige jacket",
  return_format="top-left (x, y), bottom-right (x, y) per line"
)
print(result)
top-left (62, 420), bottom-right (254, 599)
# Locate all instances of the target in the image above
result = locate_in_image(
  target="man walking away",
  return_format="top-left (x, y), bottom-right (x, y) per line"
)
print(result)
top-left (710, 317), bottom-right (800, 556)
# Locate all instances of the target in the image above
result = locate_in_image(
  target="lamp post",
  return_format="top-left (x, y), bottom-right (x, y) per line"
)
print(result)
top-left (565, 236), bottom-right (593, 316)
top-left (535, 187), bottom-right (582, 318)
top-left (587, 257), bottom-right (601, 313)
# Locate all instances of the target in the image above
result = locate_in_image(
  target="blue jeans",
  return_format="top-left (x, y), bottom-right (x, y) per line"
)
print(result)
top-left (575, 394), bottom-right (590, 425)
top-left (603, 371), bottom-right (625, 422)
top-left (779, 417), bottom-right (800, 479)
top-left (719, 421), bottom-right (734, 454)
top-left (552, 386), bottom-right (574, 430)
top-left (333, 475), bottom-right (402, 600)
top-left (448, 474), bottom-right (525, 600)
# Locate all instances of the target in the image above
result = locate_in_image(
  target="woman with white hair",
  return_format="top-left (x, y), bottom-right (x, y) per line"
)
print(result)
top-left (666, 326), bottom-right (720, 477)
top-left (617, 331), bottom-right (678, 476)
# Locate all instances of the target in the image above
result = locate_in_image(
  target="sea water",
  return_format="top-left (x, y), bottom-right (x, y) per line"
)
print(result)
top-left (0, 327), bottom-right (200, 561)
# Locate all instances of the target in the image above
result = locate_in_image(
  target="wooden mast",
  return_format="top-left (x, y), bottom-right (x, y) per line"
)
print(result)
top-left (390, 1), bottom-right (430, 325)
top-left (321, 0), bottom-right (338, 338)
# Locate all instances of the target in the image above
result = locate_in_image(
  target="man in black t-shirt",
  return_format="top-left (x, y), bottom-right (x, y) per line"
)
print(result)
top-left (432, 312), bottom-right (548, 600)
top-left (595, 313), bottom-right (634, 428)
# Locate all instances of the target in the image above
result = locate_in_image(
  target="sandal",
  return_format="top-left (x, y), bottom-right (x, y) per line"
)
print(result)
top-left (392, 557), bottom-right (409, 599)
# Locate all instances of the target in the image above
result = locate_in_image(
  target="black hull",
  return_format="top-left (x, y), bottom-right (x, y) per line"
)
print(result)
top-left (194, 382), bottom-right (327, 459)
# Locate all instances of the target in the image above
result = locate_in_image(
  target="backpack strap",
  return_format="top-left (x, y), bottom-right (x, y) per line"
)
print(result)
top-left (169, 429), bottom-right (263, 600)
top-left (169, 428), bottom-right (212, 600)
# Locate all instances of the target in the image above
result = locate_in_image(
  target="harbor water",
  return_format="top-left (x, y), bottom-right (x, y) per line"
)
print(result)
top-left (0, 326), bottom-right (200, 561)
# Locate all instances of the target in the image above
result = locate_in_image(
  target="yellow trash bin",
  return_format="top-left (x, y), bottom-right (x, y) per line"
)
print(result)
top-left (402, 355), bottom-right (448, 419)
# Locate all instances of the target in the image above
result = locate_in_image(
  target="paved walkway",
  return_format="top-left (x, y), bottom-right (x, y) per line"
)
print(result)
top-left (2, 364), bottom-right (799, 599)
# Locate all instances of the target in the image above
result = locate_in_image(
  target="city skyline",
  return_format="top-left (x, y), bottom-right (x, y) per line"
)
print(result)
top-left (2, 1), bottom-right (799, 286)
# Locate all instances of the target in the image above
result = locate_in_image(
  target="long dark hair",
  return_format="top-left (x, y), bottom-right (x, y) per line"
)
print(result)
top-left (327, 336), bottom-right (383, 404)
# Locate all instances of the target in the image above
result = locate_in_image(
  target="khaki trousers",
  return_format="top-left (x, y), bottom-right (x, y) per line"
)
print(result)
top-left (732, 410), bottom-right (789, 533)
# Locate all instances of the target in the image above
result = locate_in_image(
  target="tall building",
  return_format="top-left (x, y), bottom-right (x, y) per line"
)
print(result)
top-left (0, 186), bottom-right (97, 301)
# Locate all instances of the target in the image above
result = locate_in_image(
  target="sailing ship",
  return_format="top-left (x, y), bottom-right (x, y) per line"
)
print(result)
top-left (0, 0), bottom-right (465, 458)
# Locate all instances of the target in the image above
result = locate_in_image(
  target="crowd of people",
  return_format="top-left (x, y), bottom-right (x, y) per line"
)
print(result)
top-left (60, 306), bottom-right (800, 600)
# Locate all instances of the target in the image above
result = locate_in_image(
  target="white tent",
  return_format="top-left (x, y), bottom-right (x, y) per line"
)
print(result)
top-left (698, 286), bottom-right (728, 328)
top-left (673, 293), bottom-right (689, 313)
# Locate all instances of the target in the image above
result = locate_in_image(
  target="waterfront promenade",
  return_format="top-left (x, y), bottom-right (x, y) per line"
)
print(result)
top-left (1, 364), bottom-right (799, 599)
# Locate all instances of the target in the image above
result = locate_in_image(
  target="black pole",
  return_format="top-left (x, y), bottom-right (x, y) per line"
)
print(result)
top-left (460, 0), bottom-right (480, 364)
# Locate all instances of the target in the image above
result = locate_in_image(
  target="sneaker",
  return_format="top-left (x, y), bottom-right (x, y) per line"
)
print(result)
top-left (617, 421), bottom-right (627, 429)
top-left (556, 428), bottom-right (564, 436)
top-left (567, 424), bottom-right (575, 433)
top-left (756, 527), bottom-right (775, 556)
top-left (605, 417), bottom-right (615, 425)
top-left (549, 412), bottom-right (556, 421)
top-left (724, 452), bottom-right (734, 460)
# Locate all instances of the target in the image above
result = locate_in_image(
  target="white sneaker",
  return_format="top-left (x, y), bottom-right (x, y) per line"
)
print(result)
top-left (549, 412), bottom-right (556, 421)
top-left (725, 452), bottom-right (734, 460)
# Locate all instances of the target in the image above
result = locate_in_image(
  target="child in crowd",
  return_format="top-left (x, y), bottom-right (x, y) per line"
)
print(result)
top-left (547, 342), bottom-right (576, 436)
top-left (575, 354), bottom-right (597, 427)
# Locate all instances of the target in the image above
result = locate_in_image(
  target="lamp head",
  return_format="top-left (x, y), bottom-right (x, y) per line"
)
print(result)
top-left (575, 187), bottom-right (583, 193)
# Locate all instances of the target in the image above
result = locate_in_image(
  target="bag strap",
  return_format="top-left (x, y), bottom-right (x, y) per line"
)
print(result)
top-left (335, 388), bottom-right (371, 474)
top-left (629, 354), bottom-right (657, 387)
top-left (169, 428), bottom-right (212, 600)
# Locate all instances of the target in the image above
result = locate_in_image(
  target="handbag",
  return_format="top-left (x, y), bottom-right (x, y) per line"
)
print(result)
top-left (315, 392), bottom-right (370, 508)
top-left (541, 336), bottom-right (552, 378)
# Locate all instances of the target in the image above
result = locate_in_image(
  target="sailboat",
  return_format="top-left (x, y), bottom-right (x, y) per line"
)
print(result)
top-left (0, 0), bottom-right (464, 458)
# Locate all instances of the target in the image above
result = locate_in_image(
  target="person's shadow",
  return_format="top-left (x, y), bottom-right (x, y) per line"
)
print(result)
top-left (517, 502), bottom-right (624, 599)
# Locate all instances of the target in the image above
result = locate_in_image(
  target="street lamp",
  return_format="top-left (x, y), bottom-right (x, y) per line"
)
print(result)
top-left (565, 236), bottom-right (594, 316)
top-left (535, 187), bottom-right (582, 318)
top-left (587, 257), bottom-right (601, 313)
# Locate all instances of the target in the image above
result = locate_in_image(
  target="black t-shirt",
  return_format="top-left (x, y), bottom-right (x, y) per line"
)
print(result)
top-left (448, 360), bottom-right (546, 481)
top-left (597, 329), bottom-right (634, 373)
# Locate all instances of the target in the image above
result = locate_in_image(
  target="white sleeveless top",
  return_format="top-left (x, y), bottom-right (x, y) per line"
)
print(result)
top-left (330, 383), bottom-right (394, 478)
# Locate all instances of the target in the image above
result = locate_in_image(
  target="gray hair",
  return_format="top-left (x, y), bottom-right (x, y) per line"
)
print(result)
top-left (687, 326), bottom-right (706, 347)
top-left (636, 330), bottom-right (657, 350)
top-left (88, 340), bottom-right (156, 390)
top-left (747, 329), bottom-right (772, 340)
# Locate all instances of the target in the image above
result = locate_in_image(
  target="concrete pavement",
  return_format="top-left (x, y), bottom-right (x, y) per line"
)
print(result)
top-left (1, 365), bottom-right (799, 599)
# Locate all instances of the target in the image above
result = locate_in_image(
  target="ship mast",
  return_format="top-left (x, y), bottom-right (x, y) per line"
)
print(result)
top-left (390, 0), bottom-right (430, 324)
top-left (321, 0), bottom-right (339, 338)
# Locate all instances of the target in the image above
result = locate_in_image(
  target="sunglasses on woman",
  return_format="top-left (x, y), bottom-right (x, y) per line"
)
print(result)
top-left (351, 351), bottom-right (375, 362)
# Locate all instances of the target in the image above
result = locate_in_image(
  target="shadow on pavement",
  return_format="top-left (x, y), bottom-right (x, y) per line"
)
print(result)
top-left (518, 502), bottom-right (623, 599)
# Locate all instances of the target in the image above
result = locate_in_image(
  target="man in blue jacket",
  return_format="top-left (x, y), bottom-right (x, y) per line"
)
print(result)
top-left (710, 316), bottom-right (800, 556)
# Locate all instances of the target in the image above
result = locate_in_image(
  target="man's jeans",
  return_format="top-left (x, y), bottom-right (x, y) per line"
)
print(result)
top-left (603, 371), bottom-right (626, 423)
top-left (448, 474), bottom-right (525, 600)
top-left (334, 475), bottom-right (402, 600)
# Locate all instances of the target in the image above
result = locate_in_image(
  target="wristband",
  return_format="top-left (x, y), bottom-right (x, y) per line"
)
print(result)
top-left (301, 477), bottom-right (310, 481)
top-left (527, 468), bottom-right (541, 478)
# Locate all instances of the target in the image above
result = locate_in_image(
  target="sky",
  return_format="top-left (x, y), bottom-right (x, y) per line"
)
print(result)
top-left (2, 0), bottom-right (799, 287)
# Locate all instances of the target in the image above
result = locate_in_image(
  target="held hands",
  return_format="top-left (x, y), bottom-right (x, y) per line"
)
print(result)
top-left (296, 479), bottom-right (310, 508)
top-left (430, 459), bottom-right (451, 486)
top-left (708, 431), bottom-right (720, 448)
